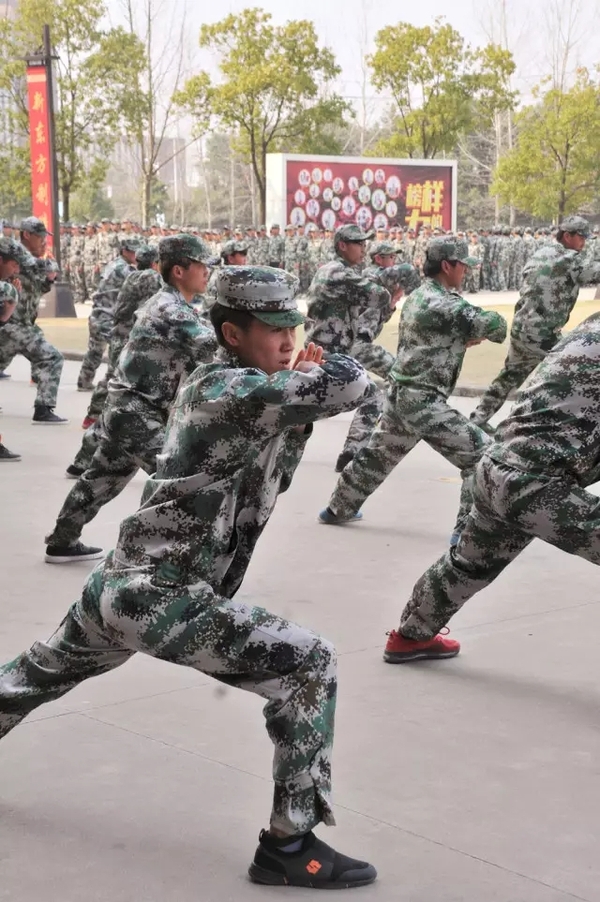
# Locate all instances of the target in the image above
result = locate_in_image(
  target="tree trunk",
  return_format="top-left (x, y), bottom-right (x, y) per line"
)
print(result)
top-left (229, 152), bottom-right (235, 225)
top-left (143, 173), bottom-right (151, 228)
top-left (61, 186), bottom-right (70, 223)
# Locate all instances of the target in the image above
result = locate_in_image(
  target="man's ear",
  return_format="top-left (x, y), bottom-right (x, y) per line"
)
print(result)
top-left (221, 321), bottom-right (241, 348)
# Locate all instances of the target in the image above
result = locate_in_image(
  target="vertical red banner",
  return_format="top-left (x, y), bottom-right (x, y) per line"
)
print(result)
top-left (26, 65), bottom-right (55, 239)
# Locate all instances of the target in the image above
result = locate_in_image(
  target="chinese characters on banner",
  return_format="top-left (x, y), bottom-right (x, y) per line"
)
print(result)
top-left (26, 65), bottom-right (55, 238)
top-left (285, 160), bottom-right (453, 234)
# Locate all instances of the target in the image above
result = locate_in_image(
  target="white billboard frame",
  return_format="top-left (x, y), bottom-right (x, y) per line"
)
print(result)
top-left (266, 153), bottom-right (458, 232)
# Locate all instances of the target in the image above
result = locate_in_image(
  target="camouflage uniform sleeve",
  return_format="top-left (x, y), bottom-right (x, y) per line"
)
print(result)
top-left (224, 355), bottom-right (370, 431)
top-left (277, 425), bottom-right (314, 494)
top-left (454, 299), bottom-right (507, 344)
top-left (573, 256), bottom-right (600, 285)
top-left (177, 310), bottom-right (218, 363)
top-left (350, 307), bottom-right (395, 378)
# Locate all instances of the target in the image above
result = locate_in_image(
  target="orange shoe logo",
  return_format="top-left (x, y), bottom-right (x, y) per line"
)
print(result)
top-left (306, 860), bottom-right (322, 875)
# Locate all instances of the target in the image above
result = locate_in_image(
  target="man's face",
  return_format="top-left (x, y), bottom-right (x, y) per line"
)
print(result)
top-left (0, 257), bottom-right (20, 280)
top-left (271, 228), bottom-right (280, 236)
top-left (178, 260), bottom-right (209, 296)
top-left (224, 318), bottom-right (297, 375)
top-left (564, 232), bottom-right (586, 252)
top-left (338, 240), bottom-right (366, 266)
top-left (2, 226), bottom-right (12, 237)
top-left (228, 252), bottom-right (248, 265)
top-left (22, 231), bottom-right (46, 257)
top-left (443, 260), bottom-right (468, 289)
top-left (374, 253), bottom-right (396, 269)
top-left (122, 249), bottom-right (137, 265)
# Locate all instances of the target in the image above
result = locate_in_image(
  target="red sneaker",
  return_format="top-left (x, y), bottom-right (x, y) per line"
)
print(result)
top-left (383, 628), bottom-right (460, 664)
top-left (81, 415), bottom-right (97, 430)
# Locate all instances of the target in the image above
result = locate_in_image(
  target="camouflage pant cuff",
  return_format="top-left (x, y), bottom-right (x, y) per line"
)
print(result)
top-left (270, 773), bottom-right (336, 835)
top-left (399, 612), bottom-right (439, 641)
top-left (45, 522), bottom-right (83, 548)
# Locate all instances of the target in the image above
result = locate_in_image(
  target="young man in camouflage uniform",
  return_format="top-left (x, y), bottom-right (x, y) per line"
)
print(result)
top-left (385, 309), bottom-right (600, 663)
top-left (0, 278), bottom-right (21, 460)
top-left (69, 245), bottom-right (162, 463)
top-left (0, 265), bottom-right (377, 890)
top-left (77, 238), bottom-right (140, 393)
top-left (45, 235), bottom-right (217, 563)
top-left (304, 224), bottom-right (404, 472)
top-left (268, 224), bottom-right (285, 268)
top-left (0, 220), bottom-right (67, 424)
top-left (254, 225), bottom-right (270, 265)
top-left (283, 223), bottom-right (298, 275)
top-left (470, 216), bottom-right (600, 430)
top-left (319, 237), bottom-right (507, 544)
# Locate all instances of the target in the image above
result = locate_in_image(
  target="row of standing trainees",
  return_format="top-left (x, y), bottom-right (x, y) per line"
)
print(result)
top-left (1, 219), bottom-right (600, 888)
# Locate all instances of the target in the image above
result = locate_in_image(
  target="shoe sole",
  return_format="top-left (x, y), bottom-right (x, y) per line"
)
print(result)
top-left (66, 472), bottom-right (84, 479)
top-left (318, 516), bottom-right (362, 526)
top-left (32, 421), bottom-right (70, 425)
top-left (248, 862), bottom-right (376, 888)
top-left (0, 458), bottom-right (21, 462)
top-left (77, 387), bottom-right (93, 392)
top-left (45, 551), bottom-right (104, 564)
top-left (383, 648), bottom-right (460, 664)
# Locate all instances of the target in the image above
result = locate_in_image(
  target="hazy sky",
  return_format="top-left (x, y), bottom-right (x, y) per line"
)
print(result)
top-left (108, 0), bottom-right (600, 114)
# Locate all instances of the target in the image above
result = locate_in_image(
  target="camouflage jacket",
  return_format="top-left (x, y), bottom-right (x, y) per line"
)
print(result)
top-left (109, 284), bottom-right (217, 414)
top-left (109, 269), bottom-right (163, 367)
top-left (110, 350), bottom-right (370, 591)
top-left (254, 236), bottom-right (271, 266)
top-left (97, 231), bottom-right (116, 267)
top-left (83, 234), bottom-right (98, 267)
top-left (490, 312), bottom-right (600, 485)
top-left (92, 256), bottom-right (135, 315)
top-left (304, 254), bottom-right (393, 377)
top-left (268, 235), bottom-right (285, 265)
top-left (512, 242), bottom-right (600, 351)
top-left (389, 278), bottom-right (507, 397)
top-left (9, 249), bottom-right (53, 327)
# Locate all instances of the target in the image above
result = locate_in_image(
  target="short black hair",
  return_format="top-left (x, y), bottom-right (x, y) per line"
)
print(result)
top-left (159, 258), bottom-right (191, 285)
top-left (423, 258), bottom-right (459, 277)
top-left (209, 302), bottom-right (255, 348)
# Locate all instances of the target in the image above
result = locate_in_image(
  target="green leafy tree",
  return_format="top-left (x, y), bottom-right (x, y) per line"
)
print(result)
top-left (69, 181), bottom-right (115, 222)
top-left (368, 17), bottom-right (516, 158)
top-left (0, 0), bottom-right (146, 221)
top-left (175, 8), bottom-right (350, 222)
top-left (492, 68), bottom-right (600, 221)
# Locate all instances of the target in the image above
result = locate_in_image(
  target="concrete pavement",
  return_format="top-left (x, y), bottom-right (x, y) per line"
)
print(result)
top-left (1, 358), bottom-right (599, 901)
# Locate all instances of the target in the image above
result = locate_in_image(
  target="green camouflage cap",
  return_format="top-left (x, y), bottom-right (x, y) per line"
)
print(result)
top-left (426, 236), bottom-right (478, 267)
top-left (0, 236), bottom-right (27, 264)
top-left (221, 239), bottom-right (249, 258)
top-left (559, 215), bottom-right (589, 237)
top-left (215, 265), bottom-right (304, 327)
top-left (369, 240), bottom-right (397, 258)
top-left (135, 244), bottom-right (159, 267)
top-left (378, 263), bottom-right (421, 295)
top-left (120, 236), bottom-right (143, 252)
top-left (158, 233), bottom-right (211, 264)
top-left (0, 279), bottom-right (18, 304)
top-left (334, 223), bottom-right (374, 246)
top-left (20, 216), bottom-right (52, 237)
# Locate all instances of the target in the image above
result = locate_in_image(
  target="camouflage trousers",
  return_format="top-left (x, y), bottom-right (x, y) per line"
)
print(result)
top-left (0, 554), bottom-right (337, 835)
top-left (84, 264), bottom-right (98, 300)
top-left (400, 455), bottom-right (600, 640)
top-left (70, 265), bottom-right (86, 304)
top-left (78, 308), bottom-right (112, 388)
top-left (46, 400), bottom-right (165, 547)
top-left (341, 378), bottom-right (383, 458)
top-left (0, 321), bottom-right (63, 408)
top-left (85, 335), bottom-right (128, 420)
top-left (470, 338), bottom-right (546, 426)
top-left (329, 385), bottom-right (490, 534)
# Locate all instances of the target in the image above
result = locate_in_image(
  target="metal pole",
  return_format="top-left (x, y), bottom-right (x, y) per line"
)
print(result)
top-left (43, 24), bottom-right (60, 268)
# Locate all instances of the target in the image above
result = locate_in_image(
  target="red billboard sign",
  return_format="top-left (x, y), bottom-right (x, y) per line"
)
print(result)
top-left (26, 65), bottom-right (55, 240)
top-left (285, 159), bottom-right (453, 233)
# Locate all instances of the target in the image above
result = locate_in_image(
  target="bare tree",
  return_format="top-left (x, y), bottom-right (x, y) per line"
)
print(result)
top-left (119, 0), bottom-right (190, 226)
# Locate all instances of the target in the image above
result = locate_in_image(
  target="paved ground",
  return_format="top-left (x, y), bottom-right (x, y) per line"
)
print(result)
top-left (36, 288), bottom-right (600, 389)
top-left (1, 359), bottom-right (599, 902)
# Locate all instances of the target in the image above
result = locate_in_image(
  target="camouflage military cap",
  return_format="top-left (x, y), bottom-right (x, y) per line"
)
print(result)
top-left (559, 215), bottom-right (589, 237)
top-left (369, 240), bottom-right (397, 258)
top-left (135, 244), bottom-right (159, 267)
top-left (284, 224), bottom-right (295, 232)
top-left (426, 236), bottom-right (477, 267)
top-left (158, 233), bottom-right (211, 265)
top-left (0, 218), bottom-right (13, 228)
top-left (20, 216), bottom-right (52, 237)
top-left (0, 236), bottom-right (27, 263)
top-left (221, 239), bottom-right (249, 258)
top-left (0, 279), bottom-right (18, 304)
top-left (215, 265), bottom-right (303, 327)
top-left (258, 224), bottom-right (266, 231)
top-left (271, 223), bottom-right (281, 230)
top-left (120, 236), bottom-right (142, 252)
top-left (334, 223), bottom-right (374, 246)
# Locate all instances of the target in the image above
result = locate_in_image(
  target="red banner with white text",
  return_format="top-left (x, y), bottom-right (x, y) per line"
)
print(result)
top-left (26, 65), bottom-right (55, 238)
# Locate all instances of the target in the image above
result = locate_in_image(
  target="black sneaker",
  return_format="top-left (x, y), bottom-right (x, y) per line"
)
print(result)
top-left (335, 451), bottom-right (354, 473)
top-left (32, 405), bottom-right (69, 425)
top-left (0, 442), bottom-right (21, 461)
top-left (0, 371), bottom-right (10, 380)
top-left (77, 382), bottom-right (94, 392)
top-left (45, 541), bottom-right (104, 564)
top-left (66, 464), bottom-right (85, 479)
top-left (248, 830), bottom-right (377, 889)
